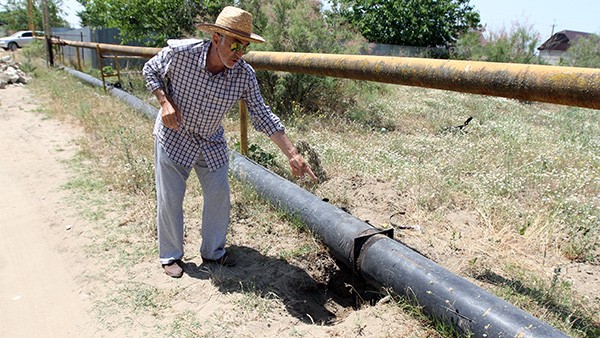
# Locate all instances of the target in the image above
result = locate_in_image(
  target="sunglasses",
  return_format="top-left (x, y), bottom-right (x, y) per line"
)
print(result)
top-left (230, 41), bottom-right (250, 54)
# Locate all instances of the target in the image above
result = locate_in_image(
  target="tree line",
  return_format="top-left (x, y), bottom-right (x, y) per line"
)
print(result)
top-left (0, 0), bottom-right (69, 30)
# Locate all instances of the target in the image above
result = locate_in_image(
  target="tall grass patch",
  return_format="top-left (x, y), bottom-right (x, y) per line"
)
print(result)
top-left (29, 60), bottom-right (156, 197)
top-left (28, 58), bottom-right (158, 254)
top-left (310, 85), bottom-right (599, 265)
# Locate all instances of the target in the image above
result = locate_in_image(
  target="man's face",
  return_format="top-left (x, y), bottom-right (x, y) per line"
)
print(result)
top-left (215, 34), bottom-right (250, 69)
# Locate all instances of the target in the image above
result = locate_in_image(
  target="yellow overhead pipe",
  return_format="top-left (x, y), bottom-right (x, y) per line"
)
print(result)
top-left (244, 52), bottom-right (600, 110)
top-left (50, 39), bottom-right (600, 110)
top-left (50, 38), bottom-right (162, 58)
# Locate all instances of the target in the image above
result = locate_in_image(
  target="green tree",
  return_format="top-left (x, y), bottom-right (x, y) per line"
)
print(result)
top-left (77, 0), bottom-right (229, 45)
top-left (330, 0), bottom-right (480, 47)
top-left (0, 0), bottom-right (69, 31)
top-left (452, 22), bottom-right (541, 64)
top-left (241, 0), bottom-right (368, 117)
top-left (561, 34), bottom-right (600, 68)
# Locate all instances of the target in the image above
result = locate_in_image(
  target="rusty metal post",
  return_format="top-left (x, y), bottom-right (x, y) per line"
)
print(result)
top-left (45, 36), bottom-right (54, 67)
top-left (76, 47), bottom-right (82, 71)
top-left (96, 44), bottom-right (107, 91)
top-left (59, 42), bottom-right (64, 65)
top-left (239, 100), bottom-right (249, 156)
top-left (80, 32), bottom-right (85, 63)
top-left (114, 54), bottom-right (122, 85)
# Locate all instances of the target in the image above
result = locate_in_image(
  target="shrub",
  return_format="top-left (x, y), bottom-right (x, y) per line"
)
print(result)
top-left (452, 21), bottom-right (541, 64)
top-left (241, 0), bottom-right (368, 118)
top-left (560, 34), bottom-right (600, 68)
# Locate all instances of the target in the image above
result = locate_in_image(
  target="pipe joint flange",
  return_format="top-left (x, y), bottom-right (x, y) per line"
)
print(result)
top-left (352, 228), bottom-right (394, 274)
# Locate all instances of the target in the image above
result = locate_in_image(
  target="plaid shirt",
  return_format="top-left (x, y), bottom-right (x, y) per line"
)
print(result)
top-left (143, 39), bottom-right (284, 171)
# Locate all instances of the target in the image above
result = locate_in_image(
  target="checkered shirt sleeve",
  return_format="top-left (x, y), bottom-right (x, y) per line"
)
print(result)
top-left (143, 46), bottom-right (171, 93)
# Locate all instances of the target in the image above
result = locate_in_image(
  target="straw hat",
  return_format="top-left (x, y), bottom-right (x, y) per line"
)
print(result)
top-left (197, 6), bottom-right (265, 43)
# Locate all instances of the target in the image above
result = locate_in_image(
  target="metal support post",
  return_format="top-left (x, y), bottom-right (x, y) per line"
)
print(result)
top-left (239, 100), bottom-right (249, 156)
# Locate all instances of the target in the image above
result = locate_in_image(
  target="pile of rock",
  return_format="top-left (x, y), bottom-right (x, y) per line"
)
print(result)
top-left (0, 56), bottom-right (30, 89)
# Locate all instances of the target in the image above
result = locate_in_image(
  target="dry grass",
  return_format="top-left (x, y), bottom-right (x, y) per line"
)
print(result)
top-left (231, 84), bottom-right (600, 335)
top-left (24, 52), bottom-right (599, 337)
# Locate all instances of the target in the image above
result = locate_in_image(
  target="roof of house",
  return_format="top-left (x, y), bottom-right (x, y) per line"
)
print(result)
top-left (538, 30), bottom-right (593, 51)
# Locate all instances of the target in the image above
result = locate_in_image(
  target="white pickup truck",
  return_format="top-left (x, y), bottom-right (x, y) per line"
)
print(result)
top-left (0, 31), bottom-right (44, 51)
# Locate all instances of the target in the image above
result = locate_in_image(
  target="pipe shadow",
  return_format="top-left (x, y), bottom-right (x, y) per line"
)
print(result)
top-left (183, 245), bottom-right (382, 325)
top-left (474, 270), bottom-right (599, 336)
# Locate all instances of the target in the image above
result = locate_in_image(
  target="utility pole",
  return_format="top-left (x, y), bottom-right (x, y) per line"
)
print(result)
top-left (27, 0), bottom-right (35, 33)
top-left (41, 0), bottom-right (54, 66)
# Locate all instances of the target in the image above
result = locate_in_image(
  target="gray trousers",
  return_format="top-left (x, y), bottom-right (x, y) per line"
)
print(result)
top-left (155, 139), bottom-right (230, 265)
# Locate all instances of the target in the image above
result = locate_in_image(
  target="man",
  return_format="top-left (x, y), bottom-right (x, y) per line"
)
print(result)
top-left (143, 6), bottom-right (317, 278)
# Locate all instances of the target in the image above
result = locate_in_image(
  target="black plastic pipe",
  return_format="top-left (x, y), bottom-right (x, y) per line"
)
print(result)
top-left (62, 66), bottom-right (568, 337)
top-left (359, 235), bottom-right (567, 337)
top-left (229, 152), bottom-right (568, 337)
top-left (62, 66), bottom-right (158, 120)
top-left (231, 153), bottom-right (375, 263)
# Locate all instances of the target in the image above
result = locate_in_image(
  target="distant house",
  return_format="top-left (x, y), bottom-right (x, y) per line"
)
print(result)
top-left (538, 30), bottom-right (592, 65)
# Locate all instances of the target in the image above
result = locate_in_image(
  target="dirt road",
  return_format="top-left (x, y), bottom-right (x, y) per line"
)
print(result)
top-left (0, 85), bottom-right (99, 337)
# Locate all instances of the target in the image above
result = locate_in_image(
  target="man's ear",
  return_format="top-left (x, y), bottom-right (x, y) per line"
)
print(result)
top-left (212, 32), bottom-right (220, 44)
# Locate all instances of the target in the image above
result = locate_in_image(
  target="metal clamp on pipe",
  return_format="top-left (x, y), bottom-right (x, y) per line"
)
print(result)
top-left (352, 228), bottom-right (394, 274)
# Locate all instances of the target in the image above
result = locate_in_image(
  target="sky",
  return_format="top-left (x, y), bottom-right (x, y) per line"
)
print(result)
top-left (61, 0), bottom-right (600, 39)
top-left (469, 0), bottom-right (600, 39)
top-left (61, 0), bottom-right (84, 28)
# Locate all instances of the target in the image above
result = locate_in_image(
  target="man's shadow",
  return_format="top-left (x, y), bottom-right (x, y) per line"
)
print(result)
top-left (183, 245), bottom-right (383, 325)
